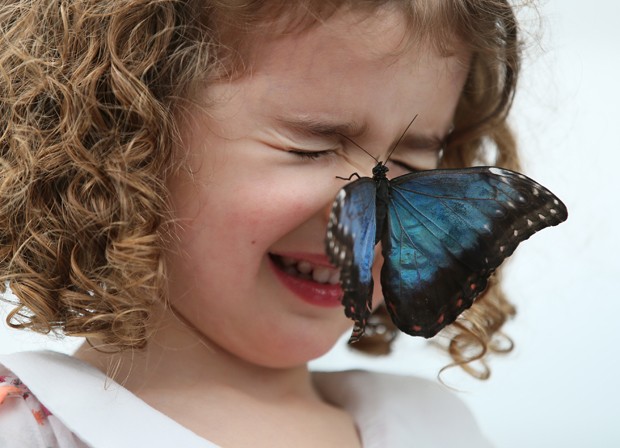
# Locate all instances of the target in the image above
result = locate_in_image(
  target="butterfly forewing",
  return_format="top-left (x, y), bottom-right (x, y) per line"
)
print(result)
top-left (326, 178), bottom-right (377, 342)
top-left (380, 167), bottom-right (567, 338)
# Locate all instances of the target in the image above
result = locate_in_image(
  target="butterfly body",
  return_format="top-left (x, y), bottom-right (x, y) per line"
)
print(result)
top-left (370, 162), bottom-right (391, 245)
top-left (326, 164), bottom-right (567, 342)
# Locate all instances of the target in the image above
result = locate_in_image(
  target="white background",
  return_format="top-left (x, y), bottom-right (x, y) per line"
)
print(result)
top-left (1, 1), bottom-right (618, 447)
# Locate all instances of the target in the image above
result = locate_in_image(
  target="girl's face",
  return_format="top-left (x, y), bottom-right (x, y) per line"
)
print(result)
top-left (165, 8), bottom-right (469, 368)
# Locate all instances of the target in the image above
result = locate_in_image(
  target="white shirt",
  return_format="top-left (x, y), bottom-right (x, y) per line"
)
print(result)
top-left (0, 351), bottom-right (492, 447)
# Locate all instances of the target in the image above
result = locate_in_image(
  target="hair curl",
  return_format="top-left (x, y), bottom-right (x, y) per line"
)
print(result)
top-left (1, 0), bottom-right (523, 378)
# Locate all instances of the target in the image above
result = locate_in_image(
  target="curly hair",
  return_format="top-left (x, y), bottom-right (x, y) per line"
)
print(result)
top-left (1, 0), bottom-right (523, 378)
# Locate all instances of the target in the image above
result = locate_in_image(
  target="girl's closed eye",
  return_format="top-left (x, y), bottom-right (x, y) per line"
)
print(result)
top-left (387, 149), bottom-right (441, 177)
top-left (287, 148), bottom-right (338, 161)
top-left (385, 159), bottom-right (424, 179)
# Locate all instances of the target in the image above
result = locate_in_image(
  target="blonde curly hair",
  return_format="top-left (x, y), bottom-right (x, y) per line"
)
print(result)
top-left (1, 0), bottom-right (522, 378)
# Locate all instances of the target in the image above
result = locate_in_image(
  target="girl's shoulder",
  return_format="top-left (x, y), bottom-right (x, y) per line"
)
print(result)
top-left (313, 369), bottom-right (493, 448)
top-left (0, 362), bottom-right (87, 448)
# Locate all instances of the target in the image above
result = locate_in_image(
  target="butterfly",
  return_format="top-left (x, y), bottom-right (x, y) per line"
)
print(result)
top-left (325, 131), bottom-right (568, 342)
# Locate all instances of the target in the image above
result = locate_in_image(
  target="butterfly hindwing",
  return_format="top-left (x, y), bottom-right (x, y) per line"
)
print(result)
top-left (326, 177), bottom-right (377, 342)
top-left (380, 166), bottom-right (567, 338)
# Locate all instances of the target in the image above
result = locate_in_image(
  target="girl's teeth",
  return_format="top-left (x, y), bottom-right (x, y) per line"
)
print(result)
top-left (312, 266), bottom-right (331, 283)
top-left (276, 255), bottom-right (340, 284)
top-left (297, 261), bottom-right (313, 274)
top-left (328, 270), bottom-right (340, 285)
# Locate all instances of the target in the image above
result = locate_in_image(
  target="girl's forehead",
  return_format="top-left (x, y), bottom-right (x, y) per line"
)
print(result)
top-left (221, 2), bottom-right (467, 79)
top-left (246, 7), bottom-right (466, 75)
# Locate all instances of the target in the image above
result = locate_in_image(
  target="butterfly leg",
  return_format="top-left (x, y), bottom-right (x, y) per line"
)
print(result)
top-left (336, 172), bottom-right (362, 181)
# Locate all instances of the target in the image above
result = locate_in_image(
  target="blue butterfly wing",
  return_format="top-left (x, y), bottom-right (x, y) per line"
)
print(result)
top-left (380, 166), bottom-right (568, 338)
top-left (326, 177), bottom-right (377, 342)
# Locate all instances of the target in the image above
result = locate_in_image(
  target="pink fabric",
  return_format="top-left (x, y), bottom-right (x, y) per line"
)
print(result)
top-left (0, 370), bottom-right (87, 448)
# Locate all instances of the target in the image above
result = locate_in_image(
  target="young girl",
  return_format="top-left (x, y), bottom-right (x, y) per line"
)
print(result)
top-left (0, 0), bottom-right (526, 446)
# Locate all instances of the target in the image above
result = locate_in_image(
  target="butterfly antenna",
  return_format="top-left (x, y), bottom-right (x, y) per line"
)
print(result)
top-left (336, 133), bottom-right (379, 164)
top-left (384, 114), bottom-right (418, 162)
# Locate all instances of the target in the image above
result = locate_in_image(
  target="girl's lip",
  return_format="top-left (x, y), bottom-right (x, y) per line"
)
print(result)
top-left (268, 253), bottom-right (343, 308)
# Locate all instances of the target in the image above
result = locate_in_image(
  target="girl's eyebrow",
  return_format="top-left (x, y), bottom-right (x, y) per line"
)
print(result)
top-left (274, 115), bottom-right (368, 139)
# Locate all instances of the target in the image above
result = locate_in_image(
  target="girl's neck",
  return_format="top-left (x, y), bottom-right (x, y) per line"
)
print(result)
top-left (74, 308), bottom-right (321, 404)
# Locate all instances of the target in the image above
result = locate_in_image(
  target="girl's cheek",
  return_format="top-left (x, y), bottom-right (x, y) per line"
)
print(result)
top-left (217, 186), bottom-right (332, 247)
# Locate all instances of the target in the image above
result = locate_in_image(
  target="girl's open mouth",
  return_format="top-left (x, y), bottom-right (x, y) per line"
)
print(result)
top-left (268, 253), bottom-right (344, 308)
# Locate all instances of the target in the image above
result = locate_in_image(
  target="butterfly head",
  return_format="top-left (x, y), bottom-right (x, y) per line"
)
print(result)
top-left (372, 162), bottom-right (389, 180)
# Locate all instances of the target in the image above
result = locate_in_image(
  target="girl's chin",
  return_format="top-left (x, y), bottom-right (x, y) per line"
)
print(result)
top-left (160, 301), bottom-right (351, 368)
